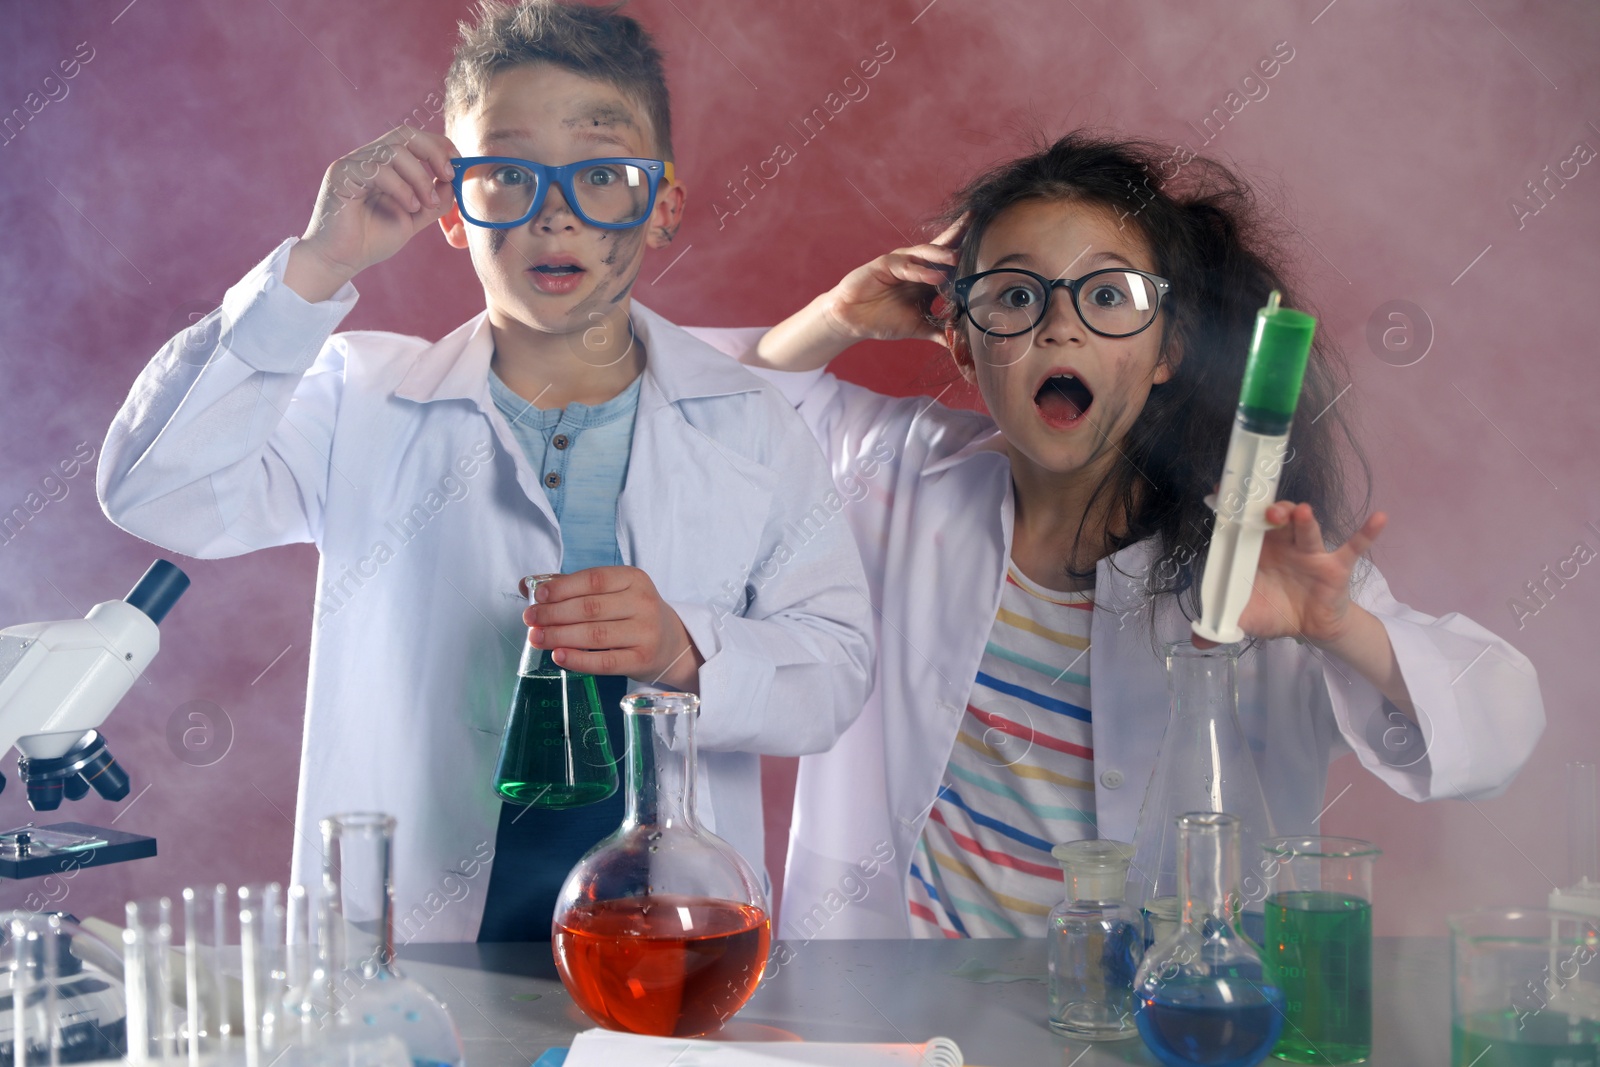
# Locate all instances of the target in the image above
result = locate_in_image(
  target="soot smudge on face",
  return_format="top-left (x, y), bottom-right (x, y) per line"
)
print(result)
top-left (594, 225), bottom-right (646, 304)
top-left (488, 228), bottom-right (507, 256)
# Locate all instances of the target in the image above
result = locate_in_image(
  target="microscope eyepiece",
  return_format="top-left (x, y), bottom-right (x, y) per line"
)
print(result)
top-left (124, 559), bottom-right (190, 625)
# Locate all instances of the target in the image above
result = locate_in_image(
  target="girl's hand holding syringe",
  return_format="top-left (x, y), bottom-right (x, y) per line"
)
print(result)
top-left (1194, 501), bottom-right (1416, 720)
top-left (751, 218), bottom-right (966, 372)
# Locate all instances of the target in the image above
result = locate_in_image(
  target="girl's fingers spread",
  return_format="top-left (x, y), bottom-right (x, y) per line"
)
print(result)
top-left (1290, 503), bottom-right (1326, 553)
top-left (1337, 512), bottom-right (1388, 562)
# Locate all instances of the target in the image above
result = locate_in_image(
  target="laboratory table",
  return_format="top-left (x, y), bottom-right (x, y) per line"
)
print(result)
top-left (400, 936), bottom-right (1448, 1066)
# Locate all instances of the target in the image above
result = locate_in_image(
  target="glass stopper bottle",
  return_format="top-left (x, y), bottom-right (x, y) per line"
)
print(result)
top-left (1127, 643), bottom-right (1275, 945)
top-left (1133, 812), bottom-right (1285, 1067)
top-left (551, 692), bottom-right (770, 1037)
top-left (313, 813), bottom-right (465, 1067)
top-left (1047, 839), bottom-right (1143, 1041)
top-left (493, 573), bottom-right (618, 808)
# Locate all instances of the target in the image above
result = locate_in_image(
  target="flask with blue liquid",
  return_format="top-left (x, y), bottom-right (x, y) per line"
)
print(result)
top-left (1133, 812), bottom-right (1285, 1067)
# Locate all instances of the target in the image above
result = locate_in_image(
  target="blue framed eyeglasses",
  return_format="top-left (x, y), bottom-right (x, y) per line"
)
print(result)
top-left (448, 156), bottom-right (674, 230)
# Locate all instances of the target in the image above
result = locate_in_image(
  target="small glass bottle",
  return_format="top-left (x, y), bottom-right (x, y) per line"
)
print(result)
top-left (1047, 839), bottom-right (1143, 1041)
top-left (310, 813), bottom-right (465, 1067)
top-left (1127, 644), bottom-right (1275, 946)
top-left (493, 573), bottom-right (618, 808)
top-left (1133, 812), bottom-right (1284, 1067)
top-left (551, 692), bottom-right (770, 1037)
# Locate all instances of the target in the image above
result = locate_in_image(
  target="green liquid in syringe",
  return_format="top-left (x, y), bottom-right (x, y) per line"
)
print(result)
top-left (1264, 890), bottom-right (1373, 1063)
top-left (1453, 1011), bottom-right (1600, 1066)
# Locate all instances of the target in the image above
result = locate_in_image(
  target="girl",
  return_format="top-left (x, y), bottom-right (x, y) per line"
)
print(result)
top-left (703, 132), bottom-right (1544, 939)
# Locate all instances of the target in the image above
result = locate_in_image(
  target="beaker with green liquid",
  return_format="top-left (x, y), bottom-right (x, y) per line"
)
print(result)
top-left (1450, 908), bottom-right (1600, 1067)
top-left (1261, 835), bottom-right (1379, 1064)
top-left (493, 573), bottom-right (618, 808)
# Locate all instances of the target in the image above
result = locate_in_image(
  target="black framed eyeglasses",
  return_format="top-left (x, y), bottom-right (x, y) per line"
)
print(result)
top-left (951, 267), bottom-right (1171, 339)
top-left (448, 156), bottom-right (674, 230)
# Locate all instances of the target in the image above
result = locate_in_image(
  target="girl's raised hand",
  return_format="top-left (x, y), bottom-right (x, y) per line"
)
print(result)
top-left (751, 217), bottom-right (967, 373)
top-left (817, 216), bottom-right (968, 345)
top-left (1197, 502), bottom-right (1388, 648)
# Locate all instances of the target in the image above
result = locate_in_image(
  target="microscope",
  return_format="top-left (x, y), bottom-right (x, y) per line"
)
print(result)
top-left (0, 560), bottom-right (188, 879)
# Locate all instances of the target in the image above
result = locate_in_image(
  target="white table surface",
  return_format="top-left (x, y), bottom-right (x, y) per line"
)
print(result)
top-left (399, 936), bottom-right (1449, 1066)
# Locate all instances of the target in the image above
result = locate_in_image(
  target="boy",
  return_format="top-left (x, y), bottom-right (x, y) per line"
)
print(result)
top-left (97, 0), bottom-right (872, 942)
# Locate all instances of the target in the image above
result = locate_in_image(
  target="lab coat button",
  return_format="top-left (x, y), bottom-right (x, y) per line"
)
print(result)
top-left (1100, 769), bottom-right (1124, 789)
top-left (544, 472), bottom-right (562, 488)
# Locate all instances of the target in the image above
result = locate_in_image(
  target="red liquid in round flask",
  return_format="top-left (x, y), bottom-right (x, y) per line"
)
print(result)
top-left (552, 693), bottom-right (770, 1036)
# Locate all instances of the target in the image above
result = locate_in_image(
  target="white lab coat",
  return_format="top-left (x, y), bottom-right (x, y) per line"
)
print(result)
top-left (689, 329), bottom-right (1546, 940)
top-left (97, 239), bottom-right (874, 942)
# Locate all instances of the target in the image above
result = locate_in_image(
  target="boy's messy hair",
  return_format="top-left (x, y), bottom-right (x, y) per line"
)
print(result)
top-left (938, 131), bottom-right (1370, 618)
top-left (445, 0), bottom-right (673, 160)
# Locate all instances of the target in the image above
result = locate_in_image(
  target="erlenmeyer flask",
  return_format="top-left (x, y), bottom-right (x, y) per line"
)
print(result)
top-left (312, 814), bottom-right (465, 1067)
top-left (551, 692), bottom-right (770, 1037)
top-left (493, 573), bottom-right (618, 808)
top-left (1126, 643), bottom-right (1275, 944)
top-left (1133, 813), bottom-right (1284, 1067)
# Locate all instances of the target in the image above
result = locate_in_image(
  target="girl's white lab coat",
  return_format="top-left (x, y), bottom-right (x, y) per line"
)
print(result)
top-left (693, 329), bottom-right (1546, 941)
top-left (96, 240), bottom-right (875, 942)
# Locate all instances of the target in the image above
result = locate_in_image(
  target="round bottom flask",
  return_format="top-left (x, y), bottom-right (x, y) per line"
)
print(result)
top-left (552, 693), bottom-right (770, 1037)
top-left (309, 814), bottom-right (465, 1067)
top-left (1133, 813), bottom-right (1284, 1067)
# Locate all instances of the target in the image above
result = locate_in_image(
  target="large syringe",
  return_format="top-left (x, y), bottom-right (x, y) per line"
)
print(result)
top-left (1191, 292), bottom-right (1317, 645)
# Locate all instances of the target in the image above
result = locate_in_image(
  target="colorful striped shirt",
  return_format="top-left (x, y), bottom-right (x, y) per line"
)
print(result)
top-left (907, 562), bottom-right (1096, 938)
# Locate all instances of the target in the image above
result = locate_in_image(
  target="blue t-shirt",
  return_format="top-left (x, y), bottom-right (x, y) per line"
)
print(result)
top-left (478, 368), bottom-right (642, 943)
top-left (487, 369), bottom-right (640, 572)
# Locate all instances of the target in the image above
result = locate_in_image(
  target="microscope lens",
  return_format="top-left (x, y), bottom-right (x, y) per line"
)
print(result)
top-left (26, 779), bottom-right (63, 811)
top-left (82, 746), bottom-right (130, 801)
top-left (63, 775), bottom-right (90, 801)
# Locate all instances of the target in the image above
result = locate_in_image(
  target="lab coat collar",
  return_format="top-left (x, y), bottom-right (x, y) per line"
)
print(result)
top-left (392, 302), bottom-right (764, 407)
top-left (918, 426), bottom-right (1009, 477)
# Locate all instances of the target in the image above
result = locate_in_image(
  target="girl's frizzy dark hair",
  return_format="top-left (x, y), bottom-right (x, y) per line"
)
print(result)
top-left (941, 131), bottom-right (1370, 614)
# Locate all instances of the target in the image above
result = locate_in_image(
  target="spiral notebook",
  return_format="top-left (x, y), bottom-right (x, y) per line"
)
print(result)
top-left (534, 1030), bottom-right (965, 1066)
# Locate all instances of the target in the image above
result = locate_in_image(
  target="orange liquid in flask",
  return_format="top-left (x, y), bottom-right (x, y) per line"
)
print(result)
top-left (553, 894), bottom-right (771, 1036)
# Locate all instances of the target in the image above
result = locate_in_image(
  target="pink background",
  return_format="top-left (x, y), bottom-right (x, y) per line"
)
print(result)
top-left (0, 0), bottom-right (1595, 937)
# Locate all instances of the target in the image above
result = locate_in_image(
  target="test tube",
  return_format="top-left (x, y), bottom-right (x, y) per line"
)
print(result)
top-left (125, 896), bottom-right (179, 1063)
top-left (1569, 761), bottom-right (1598, 891)
top-left (182, 884), bottom-right (233, 1056)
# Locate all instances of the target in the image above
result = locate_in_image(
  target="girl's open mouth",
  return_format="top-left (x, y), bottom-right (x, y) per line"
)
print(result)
top-left (1034, 372), bottom-right (1094, 427)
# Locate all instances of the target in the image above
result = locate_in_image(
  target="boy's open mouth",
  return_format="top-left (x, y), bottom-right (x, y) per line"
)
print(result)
top-left (528, 255), bottom-right (588, 295)
top-left (1034, 372), bottom-right (1094, 426)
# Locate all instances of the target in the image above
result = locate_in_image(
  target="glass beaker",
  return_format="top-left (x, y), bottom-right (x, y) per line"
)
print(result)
top-left (493, 573), bottom-right (618, 808)
top-left (1260, 836), bottom-right (1379, 1064)
top-left (1128, 643), bottom-right (1276, 946)
top-left (551, 692), bottom-right (770, 1037)
top-left (1134, 812), bottom-right (1285, 1067)
top-left (312, 814), bottom-right (465, 1067)
top-left (1048, 839), bottom-right (1143, 1040)
top-left (1449, 908), bottom-right (1600, 1066)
